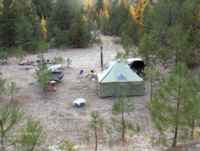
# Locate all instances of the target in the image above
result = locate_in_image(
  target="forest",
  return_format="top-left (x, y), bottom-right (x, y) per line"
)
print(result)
top-left (0, 0), bottom-right (200, 151)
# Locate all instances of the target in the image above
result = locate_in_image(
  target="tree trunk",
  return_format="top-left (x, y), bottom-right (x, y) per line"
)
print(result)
top-left (0, 121), bottom-right (5, 151)
top-left (121, 111), bottom-right (125, 145)
top-left (172, 99), bottom-right (180, 147)
top-left (150, 77), bottom-right (153, 102)
top-left (94, 126), bottom-right (98, 151)
top-left (191, 120), bottom-right (195, 139)
top-left (172, 122), bottom-right (179, 147)
top-left (100, 46), bottom-right (103, 71)
top-left (172, 76), bottom-right (181, 147)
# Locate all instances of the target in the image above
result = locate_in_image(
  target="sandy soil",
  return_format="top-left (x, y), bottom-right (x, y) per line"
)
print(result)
top-left (0, 36), bottom-right (161, 151)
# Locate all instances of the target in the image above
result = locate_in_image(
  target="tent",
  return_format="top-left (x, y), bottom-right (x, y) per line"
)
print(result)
top-left (97, 61), bottom-right (145, 97)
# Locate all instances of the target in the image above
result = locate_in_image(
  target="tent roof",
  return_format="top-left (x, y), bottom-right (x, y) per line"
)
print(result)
top-left (98, 61), bottom-right (143, 83)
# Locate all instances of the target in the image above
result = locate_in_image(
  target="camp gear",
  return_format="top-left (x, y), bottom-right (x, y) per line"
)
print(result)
top-left (73, 98), bottom-right (86, 107)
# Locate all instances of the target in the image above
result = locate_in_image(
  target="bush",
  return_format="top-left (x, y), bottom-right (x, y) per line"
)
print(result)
top-left (0, 48), bottom-right (8, 64)
top-left (15, 47), bottom-right (26, 61)
top-left (53, 56), bottom-right (65, 64)
top-left (59, 139), bottom-right (76, 151)
top-left (0, 76), bottom-right (7, 97)
top-left (37, 40), bottom-right (49, 52)
top-left (0, 49), bottom-right (8, 60)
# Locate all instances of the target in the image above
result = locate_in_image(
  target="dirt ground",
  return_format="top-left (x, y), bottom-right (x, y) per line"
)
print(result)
top-left (0, 36), bottom-right (161, 151)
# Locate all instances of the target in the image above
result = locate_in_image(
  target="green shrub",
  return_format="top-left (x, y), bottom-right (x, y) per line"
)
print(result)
top-left (15, 47), bottom-right (26, 61)
top-left (53, 56), bottom-right (65, 64)
top-left (0, 48), bottom-right (8, 64)
top-left (59, 139), bottom-right (76, 151)
top-left (0, 76), bottom-right (7, 97)
top-left (37, 40), bottom-right (49, 52)
top-left (66, 58), bottom-right (72, 68)
top-left (0, 49), bottom-right (8, 60)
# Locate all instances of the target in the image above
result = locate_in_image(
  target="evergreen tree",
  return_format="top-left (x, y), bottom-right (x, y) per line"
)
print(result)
top-left (144, 66), bottom-right (161, 102)
top-left (140, 0), bottom-right (200, 67)
top-left (48, 0), bottom-right (73, 35)
top-left (112, 97), bottom-right (134, 145)
top-left (89, 111), bottom-right (104, 151)
top-left (0, 0), bottom-right (16, 47)
top-left (13, 0), bottom-right (42, 51)
top-left (150, 63), bottom-right (200, 147)
top-left (49, 0), bottom-right (92, 48)
top-left (0, 103), bottom-right (22, 151)
top-left (0, 103), bottom-right (44, 151)
top-left (35, 55), bottom-right (52, 93)
top-left (68, 13), bottom-right (92, 48)
top-left (16, 119), bottom-right (44, 151)
top-left (182, 75), bottom-right (200, 138)
top-left (109, 1), bottom-right (130, 35)
top-left (32, 0), bottom-right (52, 18)
top-left (0, 0), bottom-right (41, 51)
top-left (15, 15), bottom-right (37, 51)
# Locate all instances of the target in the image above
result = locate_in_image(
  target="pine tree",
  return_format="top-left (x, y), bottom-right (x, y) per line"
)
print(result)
top-left (150, 63), bottom-right (200, 147)
top-left (140, 0), bottom-right (200, 67)
top-left (32, 0), bottom-right (52, 18)
top-left (0, 103), bottom-right (22, 151)
top-left (35, 55), bottom-right (52, 93)
top-left (0, 103), bottom-right (44, 151)
top-left (144, 65), bottom-right (161, 102)
top-left (16, 119), bottom-right (44, 151)
top-left (68, 13), bottom-right (92, 48)
top-left (112, 97), bottom-right (134, 145)
top-left (0, 0), bottom-right (16, 47)
top-left (0, 0), bottom-right (41, 51)
top-left (182, 75), bottom-right (200, 138)
top-left (89, 111), bottom-right (104, 151)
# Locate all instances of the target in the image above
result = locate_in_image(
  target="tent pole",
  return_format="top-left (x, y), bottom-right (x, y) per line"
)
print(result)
top-left (100, 46), bottom-right (103, 71)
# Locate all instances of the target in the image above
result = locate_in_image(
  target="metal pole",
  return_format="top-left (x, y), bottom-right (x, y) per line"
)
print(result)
top-left (100, 46), bottom-right (103, 71)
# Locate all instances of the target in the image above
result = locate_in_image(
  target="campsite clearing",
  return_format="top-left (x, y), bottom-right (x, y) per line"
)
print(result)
top-left (0, 36), bottom-right (160, 151)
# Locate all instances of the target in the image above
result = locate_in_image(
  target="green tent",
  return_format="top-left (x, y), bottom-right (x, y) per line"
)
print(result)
top-left (97, 61), bottom-right (145, 97)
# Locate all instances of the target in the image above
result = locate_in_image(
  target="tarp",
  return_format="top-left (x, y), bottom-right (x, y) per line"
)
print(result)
top-left (97, 61), bottom-right (145, 97)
